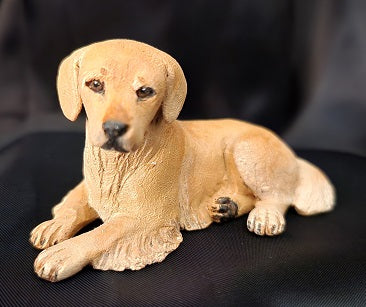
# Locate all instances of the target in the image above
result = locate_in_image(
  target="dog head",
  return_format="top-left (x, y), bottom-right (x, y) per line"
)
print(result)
top-left (57, 39), bottom-right (187, 152)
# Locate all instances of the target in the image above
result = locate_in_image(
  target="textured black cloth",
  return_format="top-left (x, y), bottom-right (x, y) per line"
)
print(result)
top-left (0, 132), bottom-right (365, 306)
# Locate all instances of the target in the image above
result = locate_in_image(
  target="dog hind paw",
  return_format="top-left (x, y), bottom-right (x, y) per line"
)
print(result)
top-left (247, 207), bottom-right (286, 236)
top-left (209, 197), bottom-right (238, 223)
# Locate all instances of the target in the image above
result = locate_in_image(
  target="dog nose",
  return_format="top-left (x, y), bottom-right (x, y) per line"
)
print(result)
top-left (103, 121), bottom-right (128, 138)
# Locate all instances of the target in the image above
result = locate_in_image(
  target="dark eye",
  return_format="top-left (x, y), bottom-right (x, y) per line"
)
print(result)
top-left (136, 86), bottom-right (155, 100)
top-left (86, 79), bottom-right (104, 93)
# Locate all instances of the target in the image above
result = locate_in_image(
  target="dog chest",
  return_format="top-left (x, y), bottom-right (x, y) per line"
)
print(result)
top-left (83, 144), bottom-right (144, 221)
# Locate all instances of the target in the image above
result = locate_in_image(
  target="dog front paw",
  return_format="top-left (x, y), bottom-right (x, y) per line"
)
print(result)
top-left (30, 218), bottom-right (77, 249)
top-left (247, 207), bottom-right (285, 236)
top-left (34, 241), bottom-right (89, 282)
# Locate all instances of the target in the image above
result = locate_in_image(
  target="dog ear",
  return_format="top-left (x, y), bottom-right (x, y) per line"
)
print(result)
top-left (57, 48), bottom-right (85, 121)
top-left (162, 55), bottom-right (187, 123)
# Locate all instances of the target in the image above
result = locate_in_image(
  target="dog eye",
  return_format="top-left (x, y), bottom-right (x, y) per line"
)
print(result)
top-left (86, 79), bottom-right (105, 94)
top-left (136, 86), bottom-right (155, 99)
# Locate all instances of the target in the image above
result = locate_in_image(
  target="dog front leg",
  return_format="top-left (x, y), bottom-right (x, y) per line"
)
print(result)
top-left (30, 180), bottom-right (98, 249)
top-left (34, 216), bottom-right (143, 282)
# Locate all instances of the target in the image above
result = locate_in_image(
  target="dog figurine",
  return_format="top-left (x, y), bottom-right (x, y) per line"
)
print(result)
top-left (30, 39), bottom-right (335, 282)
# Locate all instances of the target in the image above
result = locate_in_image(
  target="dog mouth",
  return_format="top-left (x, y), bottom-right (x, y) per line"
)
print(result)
top-left (101, 138), bottom-right (129, 153)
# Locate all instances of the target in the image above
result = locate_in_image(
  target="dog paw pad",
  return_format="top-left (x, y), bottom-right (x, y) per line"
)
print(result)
top-left (210, 197), bottom-right (238, 223)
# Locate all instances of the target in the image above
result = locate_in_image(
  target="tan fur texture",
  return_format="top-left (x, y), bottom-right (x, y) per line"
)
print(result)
top-left (30, 39), bottom-right (335, 282)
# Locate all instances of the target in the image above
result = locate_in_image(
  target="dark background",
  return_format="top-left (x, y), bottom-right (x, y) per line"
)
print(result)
top-left (0, 1), bottom-right (366, 306)
top-left (0, 0), bottom-right (365, 155)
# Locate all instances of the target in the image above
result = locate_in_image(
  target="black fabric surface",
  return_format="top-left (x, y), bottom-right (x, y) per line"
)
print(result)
top-left (0, 132), bottom-right (365, 306)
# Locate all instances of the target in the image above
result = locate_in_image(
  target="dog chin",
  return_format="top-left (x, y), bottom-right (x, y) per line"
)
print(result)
top-left (101, 139), bottom-right (130, 153)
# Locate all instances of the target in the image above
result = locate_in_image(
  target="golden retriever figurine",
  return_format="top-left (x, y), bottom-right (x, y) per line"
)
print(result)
top-left (30, 39), bottom-right (335, 282)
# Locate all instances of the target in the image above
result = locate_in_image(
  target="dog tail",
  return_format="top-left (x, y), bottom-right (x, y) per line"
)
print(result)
top-left (293, 158), bottom-right (336, 215)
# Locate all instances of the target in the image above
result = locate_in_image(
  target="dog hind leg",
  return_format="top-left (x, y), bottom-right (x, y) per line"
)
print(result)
top-left (233, 133), bottom-right (299, 236)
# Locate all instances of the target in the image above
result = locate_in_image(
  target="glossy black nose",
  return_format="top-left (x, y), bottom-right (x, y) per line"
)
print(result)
top-left (102, 121), bottom-right (128, 139)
